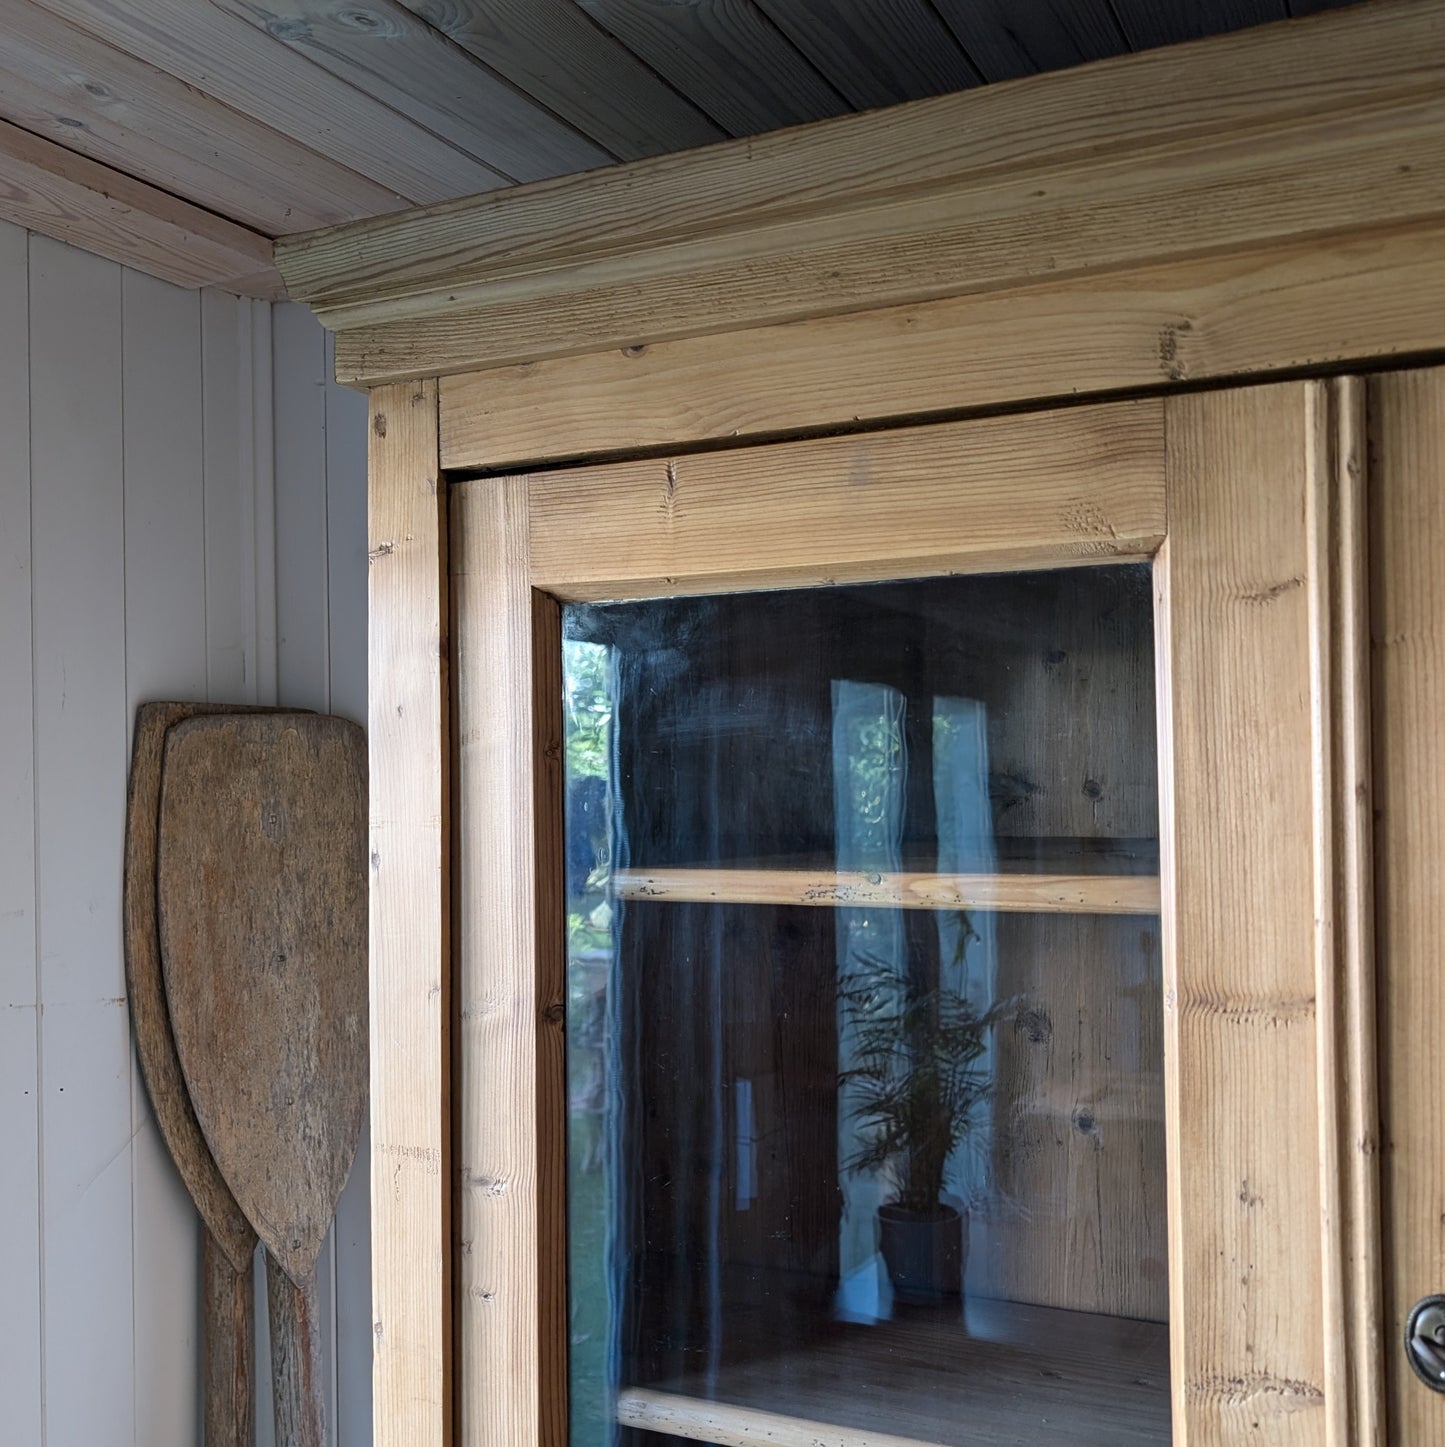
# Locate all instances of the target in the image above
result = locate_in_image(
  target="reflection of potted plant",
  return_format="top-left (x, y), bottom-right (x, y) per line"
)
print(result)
top-left (840, 955), bottom-right (995, 1305)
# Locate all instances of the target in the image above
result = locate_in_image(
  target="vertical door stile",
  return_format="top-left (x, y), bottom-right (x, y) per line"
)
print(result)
top-left (1158, 384), bottom-right (1327, 1446)
top-left (451, 473), bottom-right (567, 1447)
top-left (1370, 366), bottom-right (1445, 1446)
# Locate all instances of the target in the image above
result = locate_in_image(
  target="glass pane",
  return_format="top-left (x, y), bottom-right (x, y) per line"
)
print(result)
top-left (563, 567), bottom-right (1168, 1447)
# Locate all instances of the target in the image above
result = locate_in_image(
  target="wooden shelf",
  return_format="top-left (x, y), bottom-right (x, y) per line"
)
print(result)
top-left (616, 1299), bottom-right (1170, 1446)
top-left (611, 867), bottom-right (1160, 915)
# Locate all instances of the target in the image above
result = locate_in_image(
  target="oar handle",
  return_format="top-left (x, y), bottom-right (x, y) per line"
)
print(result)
top-left (266, 1251), bottom-right (325, 1447)
top-left (203, 1231), bottom-right (255, 1447)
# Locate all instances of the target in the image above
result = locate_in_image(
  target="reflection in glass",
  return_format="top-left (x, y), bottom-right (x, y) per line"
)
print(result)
top-left (564, 568), bottom-right (1168, 1447)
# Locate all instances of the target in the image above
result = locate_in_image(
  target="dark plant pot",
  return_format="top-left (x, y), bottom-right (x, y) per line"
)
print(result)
top-left (878, 1203), bottom-right (966, 1305)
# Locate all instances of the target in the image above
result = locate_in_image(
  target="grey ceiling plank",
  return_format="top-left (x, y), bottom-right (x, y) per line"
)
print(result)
top-left (401, 0), bottom-right (725, 160)
top-left (751, 0), bottom-right (980, 109)
top-left (213, 0), bottom-right (613, 182)
top-left (930, 0), bottom-right (1125, 81)
top-left (0, 0), bottom-right (409, 232)
top-left (1111, 0), bottom-right (1289, 50)
top-left (575, 0), bottom-right (851, 137)
top-left (31, 0), bottom-right (506, 204)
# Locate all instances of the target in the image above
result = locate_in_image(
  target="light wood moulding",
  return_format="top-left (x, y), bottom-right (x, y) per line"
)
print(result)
top-left (439, 219), bottom-right (1445, 473)
top-left (611, 867), bottom-right (1162, 915)
top-left (273, 0), bottom-right (1445, 386)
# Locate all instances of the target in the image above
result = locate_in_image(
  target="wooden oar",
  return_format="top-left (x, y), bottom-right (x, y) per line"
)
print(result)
top-left (156, 713), bottom-right (368, 1447)
top-left (123, 702), bottom-right (268, 1447)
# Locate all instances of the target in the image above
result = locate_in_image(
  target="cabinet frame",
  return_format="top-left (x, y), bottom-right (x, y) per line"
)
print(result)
top-left (298, 6), bottom-right (1445, 1445)
top-left (432, 380), bottom-right (1374, 1447)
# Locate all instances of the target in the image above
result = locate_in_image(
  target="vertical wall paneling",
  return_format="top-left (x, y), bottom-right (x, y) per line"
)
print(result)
top-left (30, 232), bottom-right (134, 1447)
top-left (325, 326), bottom-right (373, 1447)
top-left (0, 228), bottom-right (369, 1445)
top-left (0, 219), bottom-right (42, 1447)
top-left (123, 268), bottom-right (209, 1447)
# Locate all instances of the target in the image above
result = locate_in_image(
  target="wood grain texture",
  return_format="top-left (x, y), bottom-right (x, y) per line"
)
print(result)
top-left (574, 0), bottom-right (848, 135)
top-left (398, 0), bottom-right (724, 160)
top-left (1157, 384), bottom-right (1327, 1443)
top-left (1112, 0), bottom-right (1285, 48)
top-left (157, 712), bottom-right (368, 1285)
top-left (437, 220), bottom-right (1445, 471)
top-left (287, 0), bottom-right (1445, 308)
top-left (366, 380), bottom-right (449, 1447)
top-left (617, 1300), bottom-right (1169, 1446)
top-left (0, 117), bottom-right (280, 296)
top-left (213, 0), bottom-right (610, 182)
top-left (1369, 365), bottom-right (1445, 1446)
top-left (123, 702), bottom-right (259, 1272)
top-left (267, 1254), bottom-right (326, 1447)
top-left (611, 867), bottom-right (1161, 914)
top-left (1306, 378), bottom-right (1384, 1447)
top-left (930, 0), bottom-right (1123, 81)
top-left (324, 87), bottom-right (1445, 380)
top-left (204, 1233), bottom-right (257, 1447)
top-left (34, 0), bottom-right (507, 205)
top-left (0, 0), bottom-right (406, 233)
top-left (451, 474), bottom-right (566, 1447)
top-left (524, 399), bottom-right (1165, 601)
top-left (752, 0), bottom-right (980, 108)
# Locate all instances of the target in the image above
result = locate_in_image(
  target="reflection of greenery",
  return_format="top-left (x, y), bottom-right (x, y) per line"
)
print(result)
top-left (840, 952), bottom-right (996, 1217)
top-left (563, 639), bottom-right (614, 1445)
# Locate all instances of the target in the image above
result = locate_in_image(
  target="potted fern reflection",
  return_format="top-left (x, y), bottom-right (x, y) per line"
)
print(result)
top-left (840, 951), bottom-right (996, 1305)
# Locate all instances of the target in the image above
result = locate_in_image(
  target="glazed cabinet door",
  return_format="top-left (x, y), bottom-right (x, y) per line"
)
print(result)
top-left (447, 382), bottom-right (1384, 1447)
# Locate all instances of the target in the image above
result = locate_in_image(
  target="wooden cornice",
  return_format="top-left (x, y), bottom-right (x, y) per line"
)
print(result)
top-left (275, 0), bottom-right (1445, 389)
top-left (0, 118), bottom-right (283, 298)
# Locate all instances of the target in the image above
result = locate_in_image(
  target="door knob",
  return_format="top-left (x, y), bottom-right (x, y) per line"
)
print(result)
top-left (1407, 1296), bottom-right (1445, 1391)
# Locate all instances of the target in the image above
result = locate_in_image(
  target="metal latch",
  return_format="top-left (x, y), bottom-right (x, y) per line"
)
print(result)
top-left (1407, 1296), bottom-right (1445, 1391)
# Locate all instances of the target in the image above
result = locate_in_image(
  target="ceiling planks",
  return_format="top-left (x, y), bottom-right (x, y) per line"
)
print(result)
top-left (2, 0), bottom-right (407, 233)
top-left (1111, 0), bottom-right (1288, 49)
top-left (574, 0), bottom-right (850, 135)
top-left (752, 0), bottom-right (980, 108)
top-left (0, 116), bottom-right (281, 294)
top-left (0, 0), bottom-right (1388, 298)
top-left (31, 0), bottom-right (506, 203)
top-left (931, 0), bottom-right (1124, 80)
top-left (402, 0), bottom-right (725, 160)
top-left (213, 0), bottom-right (614, 181)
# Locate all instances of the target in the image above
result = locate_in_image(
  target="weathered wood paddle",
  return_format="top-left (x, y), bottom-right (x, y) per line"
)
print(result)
top-left (124, 701), bottom-right (268, 1447)
top-left (156, 713), bottom-right (368, 1447)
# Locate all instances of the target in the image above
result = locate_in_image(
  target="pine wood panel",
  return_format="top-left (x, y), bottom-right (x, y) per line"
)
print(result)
top-left (400, 0), bottom-right (724, 160)
top-left (214, 0), bottom-right (612, 182)
top-left (367, 381), bottom-right (449, 1447)
top-left (1, 0), bottom-right (405, 233)
top-left (437, 220), bottom-right (1445, 470)
top-left (33, 0), bottom-right (506, 205)
top-left (0, 117), bottom-right (280, 296)
top-left (1370, 366), bottom-right (1445, 1446)
top-left (752, 0), bottom-right (980, 108)
top-left (525, 399), bottom-right (1165, 601)
top-left (1157, 385), bottom-right (1327, 1443)
top-left (451, 476), bottom-right (566, 1447)
top-left (574, 0), bottom-right (848, 135)
top-left (326, 87), bottom-right (1445, 381)
top-left (610, 867), bottom-right (1161, 914)
top-left (930, 0), bottom-right (1123, 81)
